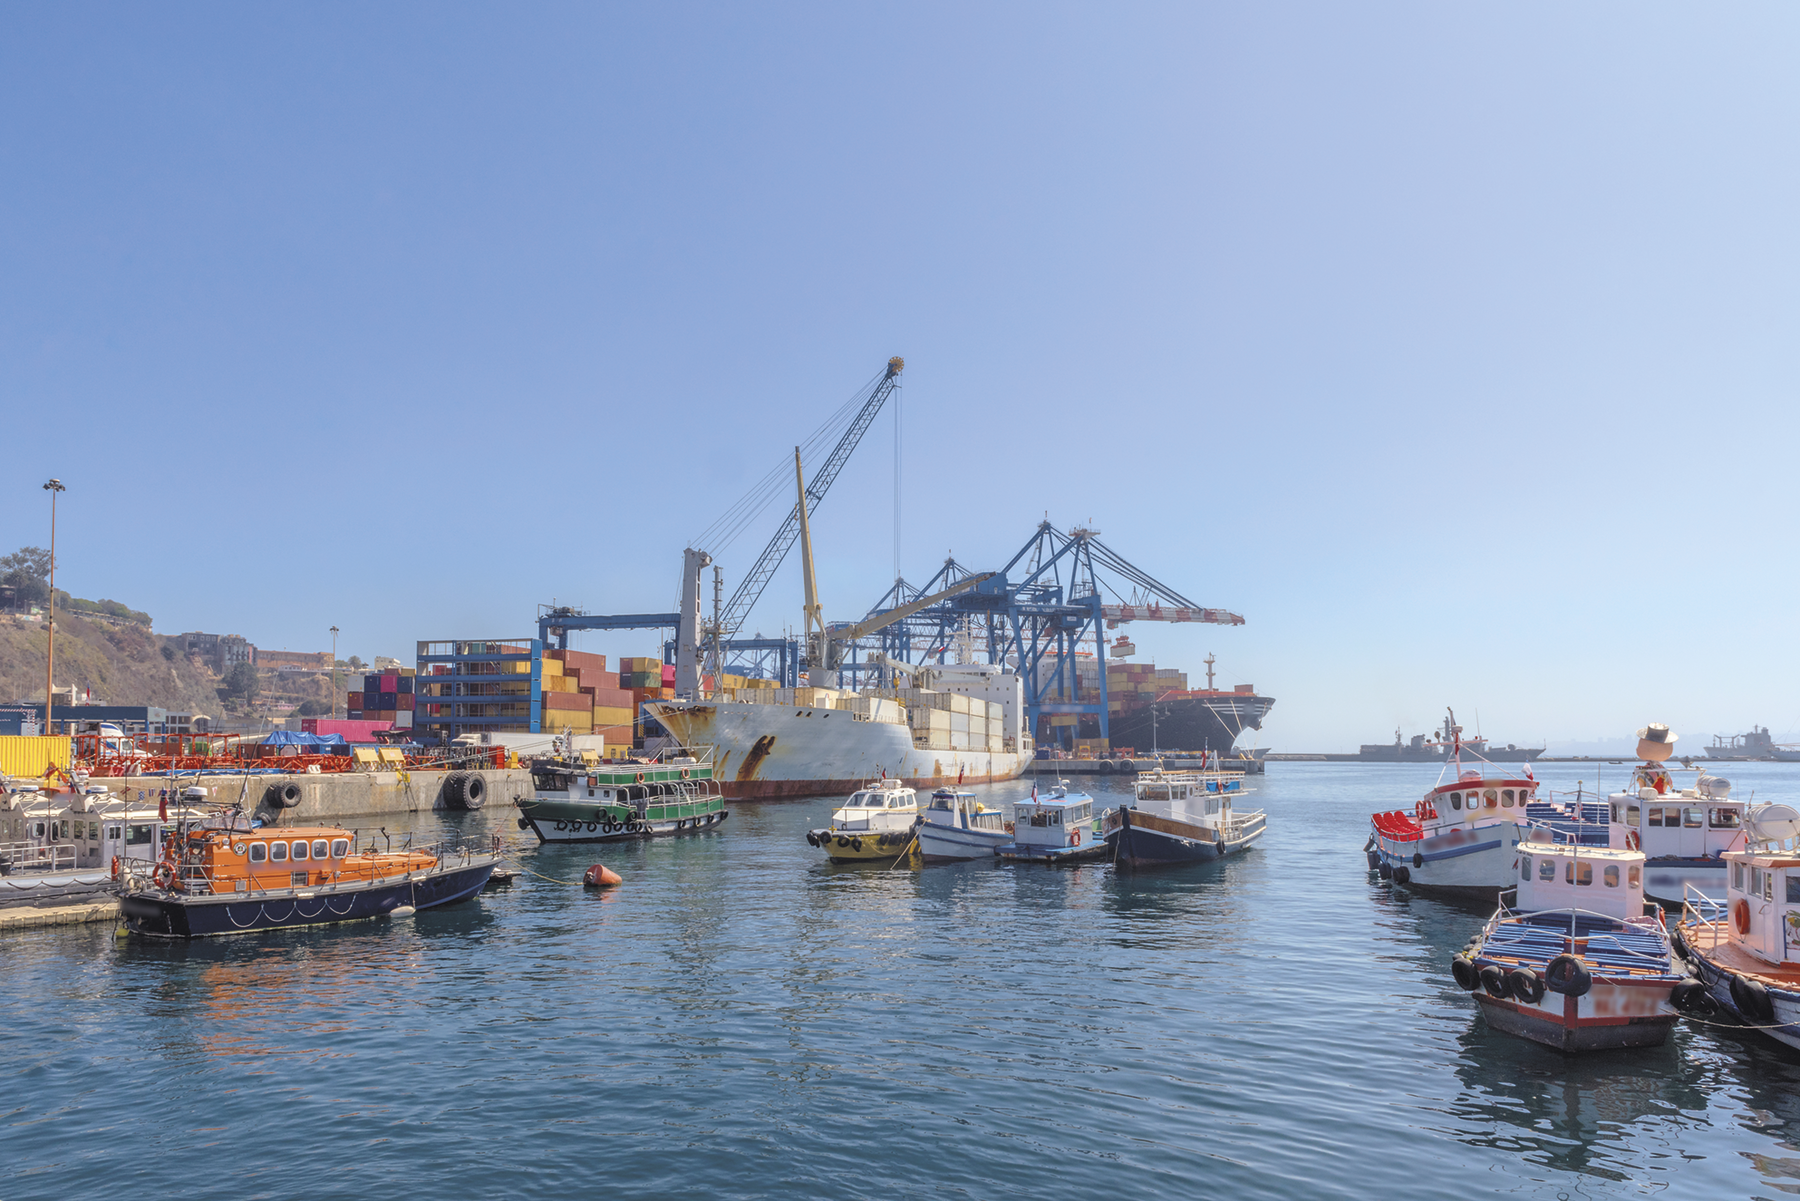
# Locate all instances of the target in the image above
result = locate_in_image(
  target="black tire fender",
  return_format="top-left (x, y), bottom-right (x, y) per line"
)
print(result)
top-left (851, 837), bottom-right (863, 853)
top-left (1506, 968), bottom-right (1547, 1005)
top-left (1545, 954), bottom-right (1593, 998)
top-left (516, 817), bottom-right (529, 831)
top-left (444, 772), bottom-right (469, 810)
top-left (1671, 926), bottom-right (1691, 961)
top-left (1412, 851), bottom-right (1424, 869)
top-left (1376, 861), bottom-right (1392, 879)
top-left (1731, 974), bottom-right (1775, 1023)
top-left (1479, 964), bottom-right (1511, 999)
top-left (268, 780), bottom-right (302, 808)
top-left (1451, 956), bottom-right (1480, 991)
top-left (1392, 865), bottom-right (1411, 887)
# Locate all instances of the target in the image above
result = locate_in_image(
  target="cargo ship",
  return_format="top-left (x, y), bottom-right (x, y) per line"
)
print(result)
top-left (646, 663), bottom-right (1028, 800)
top-left (1051, 652), bottom-right (1273, 755)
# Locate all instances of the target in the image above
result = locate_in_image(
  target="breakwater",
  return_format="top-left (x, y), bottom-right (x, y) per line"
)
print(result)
top-left (104, 768), bottom-right (535, 821)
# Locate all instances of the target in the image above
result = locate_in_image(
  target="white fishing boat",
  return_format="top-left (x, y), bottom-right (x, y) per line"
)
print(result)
top-left (805, 778), bottom-right (920, 862)
top-left (1602, 724), bottom-right (1747, 904)
top-left (1672, 803), bottom-right (1800, 1049)
top-left (997, 782), bottom-right (1107, 863)
top-left (916, 787), bottom-right (1009, 862)
top-left (1451, 837), bottom-right (1684, 1052)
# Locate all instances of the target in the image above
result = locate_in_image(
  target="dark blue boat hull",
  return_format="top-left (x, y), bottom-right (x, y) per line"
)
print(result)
top-left (117, 860), bottom-right (496, 939)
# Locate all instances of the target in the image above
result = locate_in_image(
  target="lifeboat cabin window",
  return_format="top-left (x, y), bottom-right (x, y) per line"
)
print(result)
top-left (292, 841), bottom-right (310, 862)
top-left (1485, 790), bottom-right (1498, 809)
top-left (1538, 859), bottom-right (1556, 881)
top-left (1711, 808), bottom-right (1741, 829)
top-left (1603, 864), bottom-right (1620, 888)
top-left (270, 842), bottom-right (289, 863)
top-left (1629, 865), bottom-right (1641, 888)
top-left (126, 824), bottom-right (154, 846)
top-left (311, 839), bottom-right (330, 859)
top-left (1566, 860), bottom-right (1594, 886)
top-left (1449, 793), bottom-right (1461, 810)
top-left (331, 838), bottom-right (349, 857)
top-left (248, 843), bottom-right (267, 864)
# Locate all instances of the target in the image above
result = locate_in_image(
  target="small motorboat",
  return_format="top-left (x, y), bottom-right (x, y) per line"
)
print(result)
top-left (1450, 837), bottom-right (1684, 1052)
top-left (114, 802), bottom-right (501, 939)
top-left (1603, 724), bottom-right (1746, 904)
top-left (806, 779), bottom-right (919, 862)
top-left (998, 783), bottom-right (1107, 863)
top-left (1102, 765), bottom-right (1263, 868)
top-left (1672, 803), bottom-right (1800, 1047)
top-left (917, 787), bottom-right (1009, 862)
top-left (515, 745), bottom-right (728, 844)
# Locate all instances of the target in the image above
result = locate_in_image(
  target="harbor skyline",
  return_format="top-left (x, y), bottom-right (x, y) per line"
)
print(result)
top-left (2, 4), bottom-right (1796, 750)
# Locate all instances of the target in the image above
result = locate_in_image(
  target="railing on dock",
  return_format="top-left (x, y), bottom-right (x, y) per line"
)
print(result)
top-left (0, 842), bottom-right (76, 872)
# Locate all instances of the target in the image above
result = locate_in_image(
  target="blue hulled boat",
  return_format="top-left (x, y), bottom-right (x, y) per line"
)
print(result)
top-left (1101, 766), bottom-right (1264, 868)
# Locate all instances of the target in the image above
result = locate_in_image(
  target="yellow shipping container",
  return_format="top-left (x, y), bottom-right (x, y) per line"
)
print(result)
top-left (593, 706), bottom-right (635, 730)
top-left (541, 657), bottom-right (563, 677)
top-left (541, 676), bottom-right (579, 694)
top-left (503, 660), bottom-right (532, 675)
top-left (0, 735), bottom-right (72, 778)
top-left (542, 713), bottom-right (594, 732)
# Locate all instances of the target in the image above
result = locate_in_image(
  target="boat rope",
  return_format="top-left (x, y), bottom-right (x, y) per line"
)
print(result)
top-left (888, 831), bottom-right (919, 869)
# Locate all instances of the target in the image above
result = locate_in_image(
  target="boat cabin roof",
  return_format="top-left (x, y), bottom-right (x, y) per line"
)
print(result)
top-left (1016, 792), bottom-right (1094, 811)
top-left (1427, 776), bottom-right (1536, 800)
top-left (845, 788), bottom-right (915, 808)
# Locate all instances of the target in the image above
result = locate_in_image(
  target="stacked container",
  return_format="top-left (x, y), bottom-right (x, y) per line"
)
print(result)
top-left (347, 669), bottom-right (415, 730)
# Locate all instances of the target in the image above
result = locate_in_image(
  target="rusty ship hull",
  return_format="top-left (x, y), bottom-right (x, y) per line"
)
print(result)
top-left (646, 701), bottom-right (1026, 800)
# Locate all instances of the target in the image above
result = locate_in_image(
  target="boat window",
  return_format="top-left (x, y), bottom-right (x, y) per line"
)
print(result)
top-left (1768, 873), bottom-right (1777, 903)
top-left (930, 797), bottom-right (951, 810)
top-left (1752, 868), bottom-right (1763, 897)
top-left (248, 842), bottom-right (266, 863)
top-left (126, 824), bottom-right (154, 845)
top-left (1788, 875), bottom-right (1800, 905)
top-left (1520, 856), bottom-right (1531, 880)
top-left (292, 841), bottom-right (309, 861)
top-left (1711, 808), bottom-right (1741, 829)
top-left (1647, 806), bottom-right (1667, 827)
top-left (1502, 790), bottom-right (1515, 808)
top-left (270, 841), bottom-right (289, 863)
top-left (312, 839), bottom-right (330, 859)
top-left (1629, 865), bottom-right (1640, 888)
top-left (1539, 859), bottom-right (1556, 880)
top-left (1051, 811), bottom-right (1062, 824)
top-left (1684, 808), bottom-right (1704, 829)
top-left (331, 838), bottom-right (349, 857)
top-left (1567, 860), bottom-right (1593, 886)
top-left (1449, 794), bottom-right (1461, 811)
top-left (1626, 805), bottom-right (1640, 826)
top-left (1603, 865), bottom-right (1620, 888)
top-left (1484, 790), bottom-right (1498, 808)
top-left (105, 824), bottom-right (121, 841)
top-left (1735, 862), bottom-right (1745, 891)
top-left (890, 798), bottom-right (905, 808)
top-left (1029, 811), bottom-right (1048, 827)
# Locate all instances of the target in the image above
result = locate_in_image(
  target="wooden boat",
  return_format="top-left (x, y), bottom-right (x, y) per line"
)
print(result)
top-left (1671, 803), bottom-right (1800, 1048)
top-left (1450, 838), bottom-right (1683, 1051)
top-left (917, 787), bottom-right (1010, 862)
top-left (805, 779), bottom-right (919, 862)
top-left (515, 747), bottom-right (727, 844)
top-left (115, 806), bottom-right (500, 939)
top-left (1102, 766), bottom-right (1263, 868)
top-left (998, 783), bottom-right (1108, 863)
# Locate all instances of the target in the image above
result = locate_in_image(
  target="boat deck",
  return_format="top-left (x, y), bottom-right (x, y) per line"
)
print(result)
top-left (1480, 915), bottom-right (1677, 979)
top-left (1684, 920), bottom-right (1800, 988)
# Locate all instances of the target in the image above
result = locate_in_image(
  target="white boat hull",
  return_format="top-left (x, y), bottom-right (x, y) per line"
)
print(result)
top-left (917, 823), bottom-right (1010, 861)
top-left (1375, 819), bottom-right (1521, 897)
top-left (648, 701), bottom-right (1025, 799)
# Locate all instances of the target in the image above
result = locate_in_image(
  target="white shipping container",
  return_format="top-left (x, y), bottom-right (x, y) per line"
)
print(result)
top-left (986, 735), bottom-right (1003, 754)
top-left (969, 716), bottom-right (987, 739)
top-left (947, 693), bottom-right (973, 715)
top-left (950, 730), bottom-right (970, 750)
top-left (949, 712), bottom-right (970, 733)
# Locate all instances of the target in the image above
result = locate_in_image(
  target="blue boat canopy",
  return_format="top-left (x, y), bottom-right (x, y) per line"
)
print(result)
top-left (261, 731), bottom-right (350, 750)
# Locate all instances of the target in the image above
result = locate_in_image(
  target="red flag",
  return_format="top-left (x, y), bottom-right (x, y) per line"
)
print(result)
top-left (158, 790), bottom-right (168, 822)
top-left (957, 766), bottom-right (964, 784)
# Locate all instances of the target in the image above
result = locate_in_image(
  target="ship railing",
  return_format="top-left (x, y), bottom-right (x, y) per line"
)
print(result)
top-left (118, 832), bottom-right (503, 897)
top-left (0, 841), bottom-right (76, 872)
top-left (1680, 881), bottom-right (1730, 932)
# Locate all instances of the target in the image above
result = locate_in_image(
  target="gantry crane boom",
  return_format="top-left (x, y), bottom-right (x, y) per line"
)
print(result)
top-left (715, 357), bottom-right (905, 641)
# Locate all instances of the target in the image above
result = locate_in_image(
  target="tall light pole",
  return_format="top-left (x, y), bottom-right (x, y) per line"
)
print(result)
top-left (330, 626), bottom-right (340, 718)
top-left (41, 479), bottom-right (64, 736)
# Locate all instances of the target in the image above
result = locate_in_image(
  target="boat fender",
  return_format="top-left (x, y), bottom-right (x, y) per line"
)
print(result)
top-left (1506, 969), bottom-right (1547, 1005)
top-left (1362, 836), bottom-right (1375, 854)
top-left (268, 780), bottom-right (303, 809)
top-left (1412, 852), bottom-right (1424, 869)
top-left (1366, 850), bottom-right (1380, 871)
top-left (461, 773), bottom-right (487, 810)
top-left (582, 864), bottom-right (623, 888)
top-left (1733, 899), bottom-right (1752, 935)
top-left (110, 856), bottom-right (119, 880)
top-left (1451, 956), bottom-right (1481, 991)
top-left (1478, 964), bottom-right (1511, 999)
top-left (851, 837), bottom-right (863, 853)
top-left (516, 817), bottom-right (529, 831)
top-left (1376, 861), bottom-right (1392, 879)
top-left (1730, 974), bottom-right (1775, 1023)
top-left (595, 810), bottom-right (607, 824)
top-left (1391, 865), bottom-right (1410, 886)
top-left (1544, 955), bottom-right (1592, 998)
top-left (1671, 927), bottom-right (1690, 960)
top-left (835, 835), bottom-right (849, 848)
top-left (1669, 980), bottom-right (1714, 1016)
top-left (806, 832), bottom-right (819, 847)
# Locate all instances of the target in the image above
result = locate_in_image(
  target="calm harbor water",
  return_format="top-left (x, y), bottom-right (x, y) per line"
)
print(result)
top-left (7, 761), bottom-right (1800, 1199)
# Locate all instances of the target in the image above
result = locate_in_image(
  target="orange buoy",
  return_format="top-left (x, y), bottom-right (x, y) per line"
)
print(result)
top-left (582, 864), bottom-right (623, 888)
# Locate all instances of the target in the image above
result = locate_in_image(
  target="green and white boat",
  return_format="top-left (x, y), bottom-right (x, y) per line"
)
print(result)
top-left (514, 748), bottom-right (729, 844)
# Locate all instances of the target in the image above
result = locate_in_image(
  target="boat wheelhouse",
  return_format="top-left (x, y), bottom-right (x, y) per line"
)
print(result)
top-left (1102, 766), bottom-right (1263, 868)
top-left (917, 787), bottom-right (1009, 862)
top-left (115, 807), bottom-right (500, 939)
top-left (1673, 804), bottom-right (1800, 1050)
top-left (1605, 765), bottom-right (1743, 904)
top-left (516, 746), bottom-right (727, 844)
top-left (1451, 839), bottom-right (1681, 1052)
top-left (998, 783), bottom-right (1107, 863)
top-left (806, 778), bottom-right (919, 862)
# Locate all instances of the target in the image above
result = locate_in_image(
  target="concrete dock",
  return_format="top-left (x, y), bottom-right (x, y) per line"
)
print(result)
top-left (101, 767), bottom-right (535, 822)
top-left (1024, 756), bottom-right (1265, 776)
top-left (0, 899), bottom-right (119, 932)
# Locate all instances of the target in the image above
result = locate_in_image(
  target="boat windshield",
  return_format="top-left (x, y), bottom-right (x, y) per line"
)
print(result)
top-left (850, 792), bottom-right (874, 806)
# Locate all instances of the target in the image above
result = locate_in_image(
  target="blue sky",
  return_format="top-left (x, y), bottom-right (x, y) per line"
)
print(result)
top-left (3, 4), bottom-right (1796, 751)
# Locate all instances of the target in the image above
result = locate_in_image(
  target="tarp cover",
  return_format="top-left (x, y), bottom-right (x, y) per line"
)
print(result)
top-left (261, 731), bottom-right (350, 750)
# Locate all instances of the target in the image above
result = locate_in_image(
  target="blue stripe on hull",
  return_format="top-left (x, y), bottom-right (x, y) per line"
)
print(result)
top-left (119, 862), bottom-right (495, 939)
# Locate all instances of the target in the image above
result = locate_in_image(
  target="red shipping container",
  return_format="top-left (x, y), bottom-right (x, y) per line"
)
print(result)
top-left (660, 664), bottom-right (676, 685)
top-left (591, 687), bottom-right (632, 709)
top-left (562, 649), bottom-right (607, 676)
top-left (543, 691), bottom-right (591, 712)
top-left (347, 691), bottom-right (364, 708)
top-left (397, 694), bottom-right (415, 711)
top-left (380, 674), bottom-right (399, 692)
top-left (308, 718), bottom-right (394, 742)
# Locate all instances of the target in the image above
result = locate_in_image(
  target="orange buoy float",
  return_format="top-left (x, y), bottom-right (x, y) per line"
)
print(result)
top-left (582, 864), bottom-right (623, 888)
